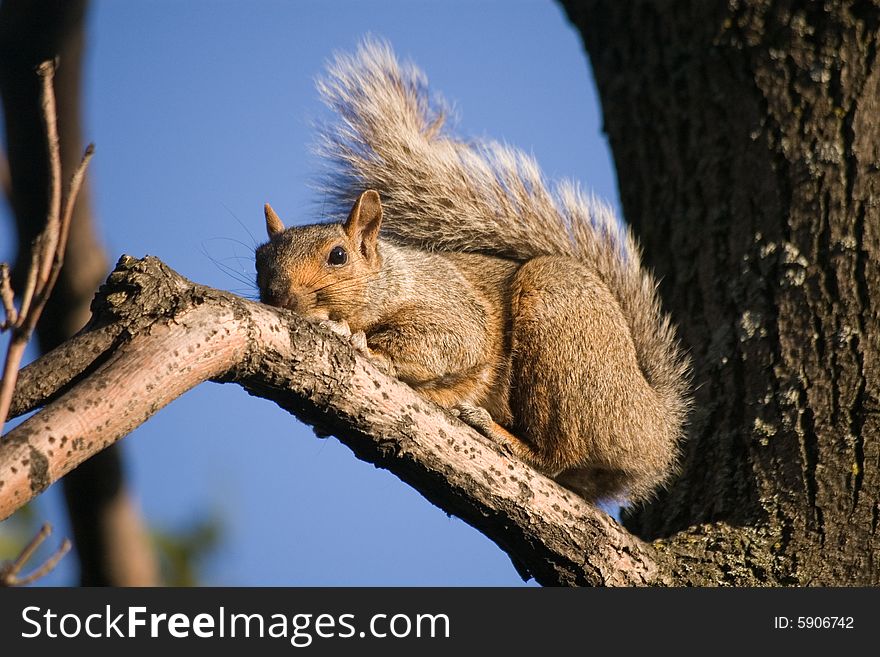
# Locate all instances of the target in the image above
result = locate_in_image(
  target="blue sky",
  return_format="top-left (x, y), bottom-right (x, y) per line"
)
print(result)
top-left (1, 0), bottom-right (620, 585)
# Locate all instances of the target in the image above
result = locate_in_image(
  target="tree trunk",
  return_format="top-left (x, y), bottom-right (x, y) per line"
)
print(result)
top-left (561, 0), bottom-right (880, 584)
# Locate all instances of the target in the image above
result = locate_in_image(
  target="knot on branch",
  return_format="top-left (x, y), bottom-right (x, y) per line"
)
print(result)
top-left (92, 255), bottom-right (205, 331)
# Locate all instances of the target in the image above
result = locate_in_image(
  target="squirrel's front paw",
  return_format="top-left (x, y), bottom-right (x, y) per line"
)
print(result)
top-left (320, 318), bottom-right (352, 338)
top-left (349, 330), bottom-right (369, 353)
top-left (350, 332), bottom-right (396, 377)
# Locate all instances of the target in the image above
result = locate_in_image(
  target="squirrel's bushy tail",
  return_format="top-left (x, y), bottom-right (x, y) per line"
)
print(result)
top-left (316, 38), bottom-right (690, 431)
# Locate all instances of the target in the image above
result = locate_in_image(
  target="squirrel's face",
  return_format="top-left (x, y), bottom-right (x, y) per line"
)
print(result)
top-left (255, 190), bottom-right (384, 329)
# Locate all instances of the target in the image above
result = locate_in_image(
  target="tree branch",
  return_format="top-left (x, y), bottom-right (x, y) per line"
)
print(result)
top-left (3, 255), bottom-right (671, 586)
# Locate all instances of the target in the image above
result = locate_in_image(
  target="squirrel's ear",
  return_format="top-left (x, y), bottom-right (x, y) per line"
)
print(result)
top-left (264, 203), bottom-right (285, 238)
top-left (343, 190), bottom-right (383, 259)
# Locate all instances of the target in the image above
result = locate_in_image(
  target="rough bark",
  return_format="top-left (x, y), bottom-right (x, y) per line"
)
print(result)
top-left (0, 0), bottom-right (158, 585)
top-left (561, 0), bottom-right (879, 584)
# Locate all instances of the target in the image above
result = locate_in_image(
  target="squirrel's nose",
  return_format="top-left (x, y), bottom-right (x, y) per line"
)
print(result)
top-left (281, 293), bottom-right (299, 312)
top-left (262, 288), bottom-right (299, 312)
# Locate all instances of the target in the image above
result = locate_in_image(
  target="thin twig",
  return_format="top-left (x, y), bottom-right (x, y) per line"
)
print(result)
top-left (5, 523), bottom-right (51, 574)
top-left (35, 143), bottom-right (95, 318)
top-left (0, 264), bottom-right (16, 328)
top-left (0, 340), bottom-right (28, 433)
top-left (59, 143), bottom-right (95, 254)
top-left (0, 523), bottom-right (71, 586)
top-left (16, 247), bottom-right (40, 324)
top-left (22, 144), bottom-right (95, 338)
top-left (35, 60), bottom-right (62, 290)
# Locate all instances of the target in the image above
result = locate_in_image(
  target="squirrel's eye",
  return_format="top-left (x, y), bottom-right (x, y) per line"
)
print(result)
top-left (327, 245), bottom-right (348, 266)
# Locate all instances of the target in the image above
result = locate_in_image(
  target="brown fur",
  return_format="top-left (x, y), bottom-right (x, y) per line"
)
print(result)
top-left (257, 41), bottom-right (692, 505)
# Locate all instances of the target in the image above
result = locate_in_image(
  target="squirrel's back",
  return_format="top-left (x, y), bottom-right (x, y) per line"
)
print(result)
top-left (315, 39), bottom-right (691, 501)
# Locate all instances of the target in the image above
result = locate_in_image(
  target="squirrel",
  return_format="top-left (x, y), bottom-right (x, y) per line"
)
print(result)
top-left (255, 39), bottom-right (691, 505)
